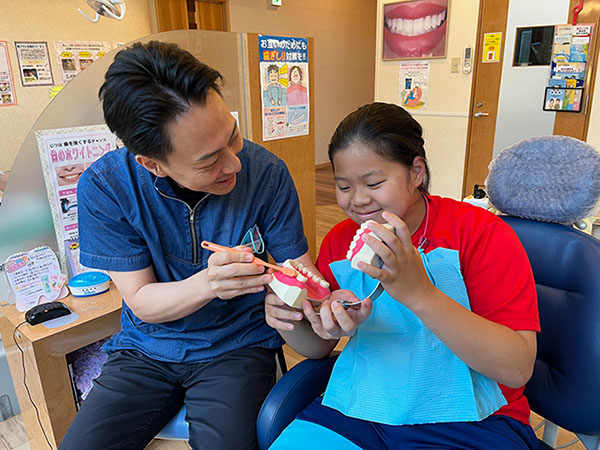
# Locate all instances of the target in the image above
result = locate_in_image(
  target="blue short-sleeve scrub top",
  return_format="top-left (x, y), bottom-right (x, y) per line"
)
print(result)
top-left (77, 139), bottom-right (308, 363)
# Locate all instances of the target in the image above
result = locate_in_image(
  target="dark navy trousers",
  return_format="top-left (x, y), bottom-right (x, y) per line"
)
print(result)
top-left (58, 346), bottom-right (277, 450)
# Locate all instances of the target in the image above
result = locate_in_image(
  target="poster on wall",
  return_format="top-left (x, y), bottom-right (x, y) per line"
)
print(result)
top-left (0, 41), bottom-right (17, 106)
top-left (482, 32), bottom-right (502, 63)
top-left (54, 41), bottom-right (112, 84)
top-left (36, 125), bottom-right (120, 274)
top-left (383, 0), bottom-right (449, 60)
top-left (259, 34), bottom-right (310, 141)
top-left (398, 61), bottom-right (429, 110)
top-left (15, 41), bottom-right (54, 87)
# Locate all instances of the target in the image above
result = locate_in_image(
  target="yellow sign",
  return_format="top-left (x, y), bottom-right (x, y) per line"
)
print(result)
top-left (483, 32), bottom-right (502, 63)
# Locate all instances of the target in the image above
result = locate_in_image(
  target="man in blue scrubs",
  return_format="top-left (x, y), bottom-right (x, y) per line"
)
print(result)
top-left (59, 41), bottom-right (313, 450)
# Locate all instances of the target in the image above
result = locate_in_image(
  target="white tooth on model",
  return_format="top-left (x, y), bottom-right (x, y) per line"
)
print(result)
top-left (312, 275), bottom-right (319, 283)
top-left (283, 260), bottom-right (293, 268)
top-left (361, 222), bottom-right (368, 229)
top-left (346, 250), bottom-right (352, 259)
top-left (320, 280), bottom-right (329, 288)
top-left (350, 241), bottom-right (356, 250)
top-left (296, 274), bottom-right (307, 282)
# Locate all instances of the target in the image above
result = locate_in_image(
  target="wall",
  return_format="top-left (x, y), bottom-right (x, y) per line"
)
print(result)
top-left (229, 0), bottom-right (377, 165)
top-left (587, 44), bottom-right (600, 149)
top-left (0, 0), bottom-right (154, 173)
top-left (375, 0), bottom-right (480, 199)
top-left (492, 0), bottom-right (569, 158)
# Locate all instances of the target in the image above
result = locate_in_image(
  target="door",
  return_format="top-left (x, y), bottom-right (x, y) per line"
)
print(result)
top-left (462, 0), bottom-right (599, 198)
top-left (155, 0), bottom-right (230, 32)
top-left (195, 0), bottom-right (230, 31)
top-left (462, 0), bottom-right (509, 199)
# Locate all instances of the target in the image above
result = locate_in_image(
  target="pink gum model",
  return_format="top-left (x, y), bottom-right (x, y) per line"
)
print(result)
top-left (347, 221), bottom-right (394, 270)
top-left (268, 259), bottom-right (331, 308)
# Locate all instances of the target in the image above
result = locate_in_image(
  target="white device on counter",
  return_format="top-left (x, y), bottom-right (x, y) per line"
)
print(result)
top-left (68, 271), bottom-right (111, 297)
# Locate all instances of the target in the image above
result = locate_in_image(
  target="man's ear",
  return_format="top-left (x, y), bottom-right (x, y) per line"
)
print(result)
top-left (135, 155), bottom-right (168, 178)
top-left (410, 156), bottom-right (426, 187)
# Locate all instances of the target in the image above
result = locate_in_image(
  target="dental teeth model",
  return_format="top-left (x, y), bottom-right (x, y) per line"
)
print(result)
top-left (268, 259), bottom-right (331, 308)
top-left (347, 221), bottom-right (394, 270)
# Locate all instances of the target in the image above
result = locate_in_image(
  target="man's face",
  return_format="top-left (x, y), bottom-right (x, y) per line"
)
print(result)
top-left (141, 90), bottom-right (243, 194)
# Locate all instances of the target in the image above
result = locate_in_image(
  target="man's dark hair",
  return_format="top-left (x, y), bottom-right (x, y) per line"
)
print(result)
top-left (99, 41), bottom-right (223, 161)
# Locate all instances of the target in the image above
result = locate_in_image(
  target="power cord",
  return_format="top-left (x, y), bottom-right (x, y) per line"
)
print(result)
top-left (13, 321), bottom-right (54, 450)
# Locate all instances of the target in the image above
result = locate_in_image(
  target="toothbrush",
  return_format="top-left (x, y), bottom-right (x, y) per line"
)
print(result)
top-left (201, 241), bottom-right (299, 277)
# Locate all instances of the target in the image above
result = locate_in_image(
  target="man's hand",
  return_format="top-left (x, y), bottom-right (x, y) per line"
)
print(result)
top-left (265, 291), bottom-right (304, 331)
top-left (206, 248), bottom-right (273, 300)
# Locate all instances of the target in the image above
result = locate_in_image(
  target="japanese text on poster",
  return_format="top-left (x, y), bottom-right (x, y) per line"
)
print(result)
top-left (55, 41), bottom-right (112, 84)
top-left (483, 32), bottom-right (502, 63)
top-left (3, 246), bottom-right (67, 312)
top-left (36, 126), bottom-right (119, 274)
top-left (0, 41), bottom-right (17, 106)
top-left (15, 41), bottom-right (54, 87)
top-left (399, 61), bottom-right (429, 110)
top-left (259, 35), bottom-right (310, 141)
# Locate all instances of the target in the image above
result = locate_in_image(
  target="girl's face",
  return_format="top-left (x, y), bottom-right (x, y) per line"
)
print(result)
top-left (291, 68), bottom-right (301, 84)
top-left (333, 142), bottom-right (426, 231)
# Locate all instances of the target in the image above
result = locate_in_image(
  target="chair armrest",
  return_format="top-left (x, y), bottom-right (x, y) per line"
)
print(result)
top-left (257, 354), bottom-right (338, 450)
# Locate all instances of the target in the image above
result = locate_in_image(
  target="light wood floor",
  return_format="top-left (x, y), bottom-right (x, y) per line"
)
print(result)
top-left (0, 165), bottom-right (584, 449)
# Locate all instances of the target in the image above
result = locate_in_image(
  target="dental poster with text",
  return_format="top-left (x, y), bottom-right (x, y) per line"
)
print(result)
top-left (399, 61), bottom-right (429, 110)
top-left (0, 41), bottom-right (17, 106)
top-left (54, 41), bottom-right (112, 84)
top-left (259, 35), bottom-right (309, 141)
top-left (36, 126), bottom-right (120, 275)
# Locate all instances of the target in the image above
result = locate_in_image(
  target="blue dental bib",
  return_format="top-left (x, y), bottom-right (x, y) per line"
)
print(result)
top-left (322, 247), bottom-right (507, 426)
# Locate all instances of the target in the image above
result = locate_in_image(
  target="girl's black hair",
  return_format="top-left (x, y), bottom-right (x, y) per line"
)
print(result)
top-left (99, 41), bottom-right (223, 161)
top-left (328, 102), bottom-right (430, 193)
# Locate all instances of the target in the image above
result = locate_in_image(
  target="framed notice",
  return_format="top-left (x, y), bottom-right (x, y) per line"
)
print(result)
top-left (383, 0), bottom-right (450, 60)
top-left (15, 41), bottom-right (54, 87)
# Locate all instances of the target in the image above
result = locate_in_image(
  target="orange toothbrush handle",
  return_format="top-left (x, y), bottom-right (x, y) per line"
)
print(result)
top-left (201, 241), bottom-right (297, 277)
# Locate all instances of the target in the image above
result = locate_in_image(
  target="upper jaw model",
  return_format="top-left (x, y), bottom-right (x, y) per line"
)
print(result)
top-left (268, 259), bottom-right (331, 308)
top-left (347, 220), bottom-right (394, 270)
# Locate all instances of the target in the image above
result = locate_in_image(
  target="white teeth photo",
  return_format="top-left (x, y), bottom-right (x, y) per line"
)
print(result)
top-left (385, 9), bottom-right (446, 36)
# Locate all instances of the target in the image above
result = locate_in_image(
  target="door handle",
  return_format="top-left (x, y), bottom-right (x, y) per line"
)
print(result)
top-left (474, 112), bottom-right (490, 118)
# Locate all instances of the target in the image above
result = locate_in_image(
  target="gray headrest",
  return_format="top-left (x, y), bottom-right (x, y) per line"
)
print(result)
top-left (485, 136), bottom-right (600, 224)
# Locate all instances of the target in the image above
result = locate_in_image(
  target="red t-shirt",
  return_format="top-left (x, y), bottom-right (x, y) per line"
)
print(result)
top-left (316, 195), bottom-right (540, 425)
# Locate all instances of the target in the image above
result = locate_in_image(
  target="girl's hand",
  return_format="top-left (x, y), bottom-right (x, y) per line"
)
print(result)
top-left (302, 289), bottom-right (372, 340)
top-left (265, 291), bottom-right (304, 332)
top-left (358, 211), bottom-right (436, 311)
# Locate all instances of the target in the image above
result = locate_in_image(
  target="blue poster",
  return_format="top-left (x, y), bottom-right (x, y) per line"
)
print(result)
top-left (258, 35), bottom-right (309, 141)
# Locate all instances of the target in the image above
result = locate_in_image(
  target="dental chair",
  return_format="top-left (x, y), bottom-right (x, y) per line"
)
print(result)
top-left (255, 136), bottom-right (600, 450)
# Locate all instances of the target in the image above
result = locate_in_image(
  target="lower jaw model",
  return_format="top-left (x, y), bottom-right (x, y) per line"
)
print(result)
top-left (268, 259), bottom-right (331, 308)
